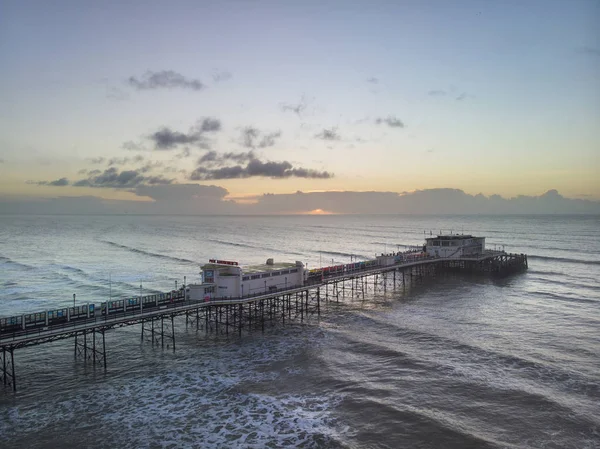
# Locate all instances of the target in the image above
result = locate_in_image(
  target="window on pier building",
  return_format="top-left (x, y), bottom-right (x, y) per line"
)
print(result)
top-left (442, 241), bottom-right (450, 246)
top-left (242, 276), bottom-right (250, 281)
top-left (251, 275), bottom-right (261, 280)
top-left (261, 273), bottom-right (271, 278)
top-left (290, 269), bottom-right (298, 273)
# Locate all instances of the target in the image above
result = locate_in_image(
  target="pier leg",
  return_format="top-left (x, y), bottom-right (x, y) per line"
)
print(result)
top-left (171, 315), bottom-right (175, 350)
top-left (1, 347), bottom-right (17, 391)
top-left (317, 288), bottom-right (320, 317)
top-left (102, 330), bottom-right (107, 370)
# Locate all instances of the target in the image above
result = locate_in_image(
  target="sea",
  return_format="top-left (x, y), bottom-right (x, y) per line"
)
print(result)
top-left (0, 214), bottom-right (599, 449)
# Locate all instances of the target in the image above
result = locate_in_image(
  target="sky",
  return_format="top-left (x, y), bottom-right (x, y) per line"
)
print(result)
top-left (0, 0), bottom-right (599, 214)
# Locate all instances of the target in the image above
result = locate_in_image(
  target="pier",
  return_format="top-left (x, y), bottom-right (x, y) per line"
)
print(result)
top-left (1, 250), bottom-right (527, 392)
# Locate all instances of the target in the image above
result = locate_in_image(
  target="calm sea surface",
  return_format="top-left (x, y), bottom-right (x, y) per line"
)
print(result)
top-left (1, 214), bottom-right (599, 448)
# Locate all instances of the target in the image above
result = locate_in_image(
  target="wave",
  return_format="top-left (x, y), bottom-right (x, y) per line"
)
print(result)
top-left (320, 250), bottom-right (370, 260)
top-left (0, 255), bottom-right (36, 271)
top-left (530, 290), bottom-right (598, 305)
top-left (337, 315), bottom-right (600, 392)
top-left (208, 239), bottom-right (304, 257)
top-left (343, 397), bottom-right (510, 449)
top-left (528, 255), bottom-right (600, 266)
top-left (526, 276), bottom-right (600, 292)
top-left (101, 240), bottom-right (197, 265)
top-left (372, 242), bottom-right (419, 248)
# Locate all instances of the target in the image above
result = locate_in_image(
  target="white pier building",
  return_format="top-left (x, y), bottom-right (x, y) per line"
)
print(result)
top-left (189, 259), bottom-right (305, 300)
top-left (424, 234), bottom-right (485, 259)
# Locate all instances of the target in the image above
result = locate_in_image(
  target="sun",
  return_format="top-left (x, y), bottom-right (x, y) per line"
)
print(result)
top-left (307, 208), bottom-right (333, 215)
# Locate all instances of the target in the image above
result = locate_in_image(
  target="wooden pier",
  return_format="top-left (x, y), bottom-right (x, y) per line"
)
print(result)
top-left (1, 251), bottom-right (527, 392)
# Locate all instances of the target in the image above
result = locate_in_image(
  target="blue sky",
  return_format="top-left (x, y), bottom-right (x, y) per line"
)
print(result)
top-left (0, 0), bottom-right (598, 210)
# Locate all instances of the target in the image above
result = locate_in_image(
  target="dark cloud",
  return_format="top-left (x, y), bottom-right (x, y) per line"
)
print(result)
top-left (241, 127), bottom-right (260, 148)
top-left (258, 131), bottom-right (282, 148)
top-left (198, 150), bottom-right (219, 165)
top-left (128, 70), bottom-right (204, 91)
top-left (77, 168), bottom-right (88, 175)
top-left (198, 117), bottom-right (221, 132)
top-left (375, 116), bottom-right (404, 128)
top-left (212, 70), bottom-right (232, 82)
top-left (238, 127), bottom-right (281, 149)
top-left (138, 161), bottom-right (164, 173)
top-left (366, 77), bottom-right (379, 84)
top-left (222, 151), bottom-right (256, 164)
top-left (456, 93), bottom-right (467, 101)
top-left (89, 157), bottom-right (105, 164)
top-left (197, 150), bottom-right (256, 167)
top-left (30, 177), bottom-right (70, 187)
top-left (73, 167), bottom-right (173, 188)
top-left (428, 90), bottom-right (447, 96)
top-left (148, 118), bottom-right (220, 150)
top-left (149, 128), bottom-right (205, 150)
top-left (190, 156), bottom-right (332, 180)
top-left (315, 128), bottom-right (340, 141)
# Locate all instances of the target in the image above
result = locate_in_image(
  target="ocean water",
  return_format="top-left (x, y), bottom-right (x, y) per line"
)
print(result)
top-left (0, 214), bottom-right (599, 448)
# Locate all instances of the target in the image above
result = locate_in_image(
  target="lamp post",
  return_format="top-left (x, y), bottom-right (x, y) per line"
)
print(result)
top-left (73, 293), bottom-right (76, 309)
top-left (285, 277), bottom-right (287, 290)
top-left (140, 281), bottom-right (143, 312)
top-left (184, 276), bottom-right (186, 301)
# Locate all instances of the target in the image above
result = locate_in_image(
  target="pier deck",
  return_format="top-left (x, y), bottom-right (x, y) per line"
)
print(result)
top-left (1, 251), bottom-right (527, 391)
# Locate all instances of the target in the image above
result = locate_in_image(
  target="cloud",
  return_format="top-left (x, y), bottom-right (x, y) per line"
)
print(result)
top-left (198, 117), bottom-right (221, 132)
top-left (175, 147), bottom-right (192, 159)
top-left (375, 116), bottom-right (404, 128)
top-left (239, 127), bottom-right (281, 148)
top-left (280, 95), bottom-right (309, 117)
top-left (122, 141), bottom-right (147, 151)
top-left (89, 157), bottom-right (105, 164)
top-left (0, 158), bottom-right (4, 163)
top-left (241, 127), bottom-right (260, 148)
top-left (190, 156), bottom-right (332, 180)
top-left (72, 167), bottom-right (173, 188)
top-left (148, 118), bottom-right (220, 150)
top-left (456, 93), bottom-right (467, 101)
top-left (315, 128), bottom-right (340, 141)
top-left (6, 188), bottom-right (599, 216)
top-left (197, 150), bottom-right (256, 168)
top-left (212, 70), bottom-right (232, 82)
top-left (128, 70), bottom-right (204, 91)
top-left (366, 77), bottom-right (379, 84)
top-left (107, 157), bottom-right (130, 166)
top-left (29, 177), bottom-right (70, 186)
top-left (428, 90), bottom-right (447, 96)
top-left (149, 128), bottom-right (206, 150)
top-left (259, 131), bottom-right (281, 148)
top-left (135, 183), bottom-right (229, 201)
